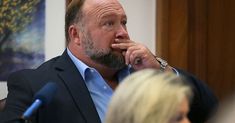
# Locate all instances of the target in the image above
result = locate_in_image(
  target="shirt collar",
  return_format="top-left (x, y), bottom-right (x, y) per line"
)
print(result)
top-left (67, 48), bottom-right (89, 80)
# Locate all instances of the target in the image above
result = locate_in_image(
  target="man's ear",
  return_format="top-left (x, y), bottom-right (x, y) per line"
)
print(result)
top-left (68, 25), bottom-right (81, 45)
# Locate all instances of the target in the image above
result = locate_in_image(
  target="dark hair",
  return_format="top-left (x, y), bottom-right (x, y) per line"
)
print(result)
top-left (65, 0), bottom-right (85, 45)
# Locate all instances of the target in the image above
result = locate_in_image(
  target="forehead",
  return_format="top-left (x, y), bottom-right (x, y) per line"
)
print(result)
top-left (83, 0), bottom-right (126, 19)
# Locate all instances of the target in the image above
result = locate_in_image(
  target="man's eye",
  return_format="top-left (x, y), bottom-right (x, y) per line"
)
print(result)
top-left (104, 21), bottom-right (114, 26)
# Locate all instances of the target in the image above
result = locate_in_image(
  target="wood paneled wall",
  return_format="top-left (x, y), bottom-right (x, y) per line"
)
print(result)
top-left (157, 0), bottom-right (235, 100)
top-left (207, 0), bottom-right (235, 100)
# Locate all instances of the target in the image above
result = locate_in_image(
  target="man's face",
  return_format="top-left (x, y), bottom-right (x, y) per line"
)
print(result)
top-left (80, 0), bottom-right (130, 70)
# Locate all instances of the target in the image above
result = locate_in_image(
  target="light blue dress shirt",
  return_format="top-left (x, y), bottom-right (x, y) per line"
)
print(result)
top-left (67, 49), bottom-right (130, 123)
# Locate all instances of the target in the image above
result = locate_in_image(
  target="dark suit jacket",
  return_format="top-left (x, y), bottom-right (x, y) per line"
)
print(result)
top-left (0, 50), bottom-right (217, 123)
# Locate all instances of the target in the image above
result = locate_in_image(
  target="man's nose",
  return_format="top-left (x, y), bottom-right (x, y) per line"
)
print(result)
top-left (115, 25), bottom-right (129, 39)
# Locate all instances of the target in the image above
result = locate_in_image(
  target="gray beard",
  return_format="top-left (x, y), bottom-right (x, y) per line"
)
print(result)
top-left (89, 51), bottom-right (126, 70)
top-left (82, 32), bottom-right (126, 70)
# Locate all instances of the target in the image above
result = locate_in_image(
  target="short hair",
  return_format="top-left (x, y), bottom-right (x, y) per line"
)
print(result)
top-left (65, 0), bottom-right (85, 45)
top-left (105, 69), bottom-right (192, 123)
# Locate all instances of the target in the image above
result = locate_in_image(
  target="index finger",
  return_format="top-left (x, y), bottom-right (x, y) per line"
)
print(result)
top-left (114, 39), bottom-right (132, 43)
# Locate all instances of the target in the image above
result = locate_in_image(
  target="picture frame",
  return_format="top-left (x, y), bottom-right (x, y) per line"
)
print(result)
top-left (0, 0), bottom-right (65, 98)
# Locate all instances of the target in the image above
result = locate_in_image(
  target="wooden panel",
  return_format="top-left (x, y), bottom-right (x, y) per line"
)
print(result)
top-left (168, 0), bottom-right (189, 70)
top-left (156, 0), bottom-right (169, 59)
top-left (187, 0), bottom-right (208, 81)
top-left (157, 0), bottom-right (235, 100)
top-left (157, 0), bottom-right (189, 70)
top-left (207, 0), bottom-right (235, 99)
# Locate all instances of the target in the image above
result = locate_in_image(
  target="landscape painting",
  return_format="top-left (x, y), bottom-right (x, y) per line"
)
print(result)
top-left (0, 0), bottom-right (45, 81)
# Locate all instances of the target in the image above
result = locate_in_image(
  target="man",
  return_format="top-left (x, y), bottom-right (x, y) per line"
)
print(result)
top-left (0, 0), bottom-right (217, 123)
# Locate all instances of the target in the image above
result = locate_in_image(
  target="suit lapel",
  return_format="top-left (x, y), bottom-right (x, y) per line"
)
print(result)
top-left (54, 50), bottom-right (101, 123)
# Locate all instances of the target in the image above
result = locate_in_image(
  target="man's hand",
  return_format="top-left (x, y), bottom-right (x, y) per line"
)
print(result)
top-left (111, 39), bottom-right (164, 71)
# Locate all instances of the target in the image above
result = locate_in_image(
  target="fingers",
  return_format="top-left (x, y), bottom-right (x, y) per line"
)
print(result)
top-left (111, 39), bottom-right (145, 65)
top-left (112, 39), bottom-right (135, 50)
top-left (126, 46), bottom-right (143, 65)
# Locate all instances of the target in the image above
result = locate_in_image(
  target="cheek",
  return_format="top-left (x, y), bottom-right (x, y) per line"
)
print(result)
top-left (93, 34), bottom-right (114, 47)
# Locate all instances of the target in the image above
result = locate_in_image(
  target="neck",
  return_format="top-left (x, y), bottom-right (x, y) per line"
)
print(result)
top-left (88, 61), bottom-right (120, 90)
top-left (68, 45), bottom-right (121, 89)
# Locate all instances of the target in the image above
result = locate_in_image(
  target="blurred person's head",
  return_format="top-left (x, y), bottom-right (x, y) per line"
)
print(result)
top-left (105, 69), bottom-right (192, 123)
top-left (208, 95), bottom-right (235, 123)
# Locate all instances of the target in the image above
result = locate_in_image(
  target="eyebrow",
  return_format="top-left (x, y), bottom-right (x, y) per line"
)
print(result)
top-left (99, 12), bottom-right (127, 20)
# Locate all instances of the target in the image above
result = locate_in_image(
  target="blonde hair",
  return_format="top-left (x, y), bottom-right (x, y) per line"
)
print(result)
top-left (105, 69), bottom-right (192, 123)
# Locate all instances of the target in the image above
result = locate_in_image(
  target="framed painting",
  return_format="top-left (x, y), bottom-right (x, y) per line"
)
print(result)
top-left (0, 0), bottom-right (65, 99)
top-left (0, 0), bottom-right (45, 81)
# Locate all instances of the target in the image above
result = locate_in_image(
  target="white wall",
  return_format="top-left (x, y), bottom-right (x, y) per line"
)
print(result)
top-left (119, 0), bottom-right (156, 53)
top-left (0, 0), bottom-right (156, 99)
top-left (45, 0), bottom-right (66, 60)
top-left (0, 83), bottom-right (7, 99)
